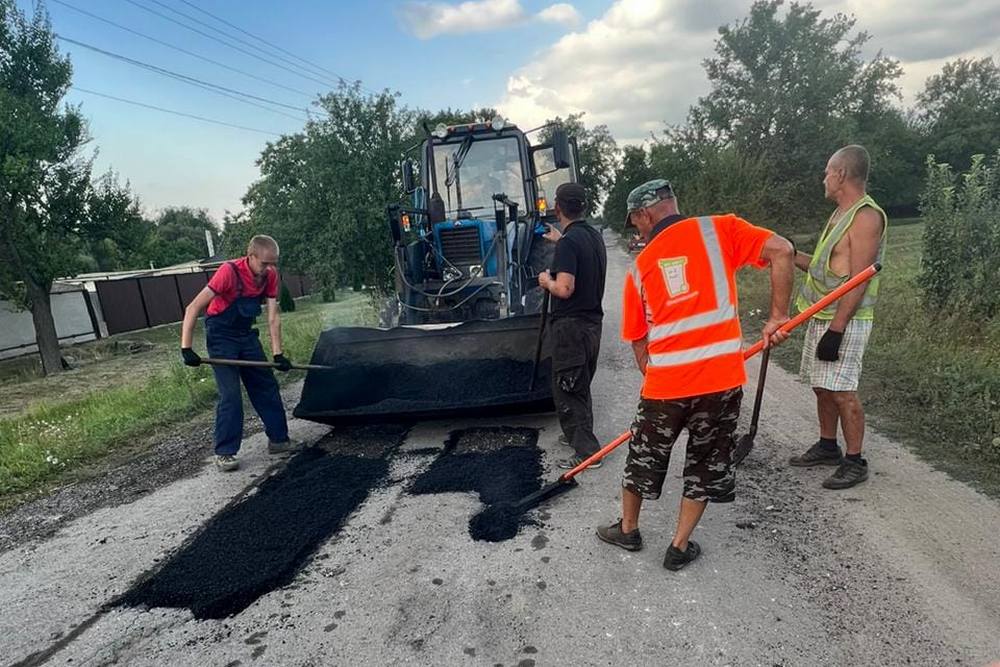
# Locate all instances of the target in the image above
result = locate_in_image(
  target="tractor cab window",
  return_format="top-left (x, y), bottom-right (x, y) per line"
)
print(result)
top-left (532, 145), bottom-right (578, 213)
top-left (432, 136), bottom-right (526, 217)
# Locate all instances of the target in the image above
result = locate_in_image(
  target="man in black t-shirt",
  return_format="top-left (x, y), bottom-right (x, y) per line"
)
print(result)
top-left (538, 182), bottom-right (608, 468)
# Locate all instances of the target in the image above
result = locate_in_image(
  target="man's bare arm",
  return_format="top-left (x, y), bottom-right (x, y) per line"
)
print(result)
top-left (759, 234), bottom-right (795, 347)
top-left (181, 287), bottom-right (216, 348)
top-left (266, 298), bottom-right (283, 356)
top-left (830, 209), bottom-right (884, 331)
top-left (793, 249), bottom-right (812, 272)
top-left (631, 337), bottom-right (649, 374)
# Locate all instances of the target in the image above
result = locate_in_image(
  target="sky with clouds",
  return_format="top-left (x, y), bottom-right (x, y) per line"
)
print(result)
top-left (23, 0), bottom-right (1000, 223)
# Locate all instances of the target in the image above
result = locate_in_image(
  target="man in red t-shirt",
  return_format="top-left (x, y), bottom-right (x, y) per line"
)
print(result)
top-left (180, 235), bottom-right (300, 471)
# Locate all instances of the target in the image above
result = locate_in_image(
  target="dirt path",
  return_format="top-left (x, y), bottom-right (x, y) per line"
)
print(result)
top-left (1, 236), bottom-right (998, 666)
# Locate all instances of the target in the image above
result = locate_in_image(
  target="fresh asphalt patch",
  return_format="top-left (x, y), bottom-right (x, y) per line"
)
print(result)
top-left (117, 423), bottom-right (409, 619)
top-left (408, 426), bottom-right (544, 542)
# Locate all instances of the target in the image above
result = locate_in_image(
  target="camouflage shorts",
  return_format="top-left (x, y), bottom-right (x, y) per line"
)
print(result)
top-left (622, 387), bottom-right (743, 503)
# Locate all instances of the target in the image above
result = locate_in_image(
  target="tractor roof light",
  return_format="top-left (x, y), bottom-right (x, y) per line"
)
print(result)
top-left (432, 123), bottom-right (449, 139)
top-left (491, 116), bottom-right (506, 132)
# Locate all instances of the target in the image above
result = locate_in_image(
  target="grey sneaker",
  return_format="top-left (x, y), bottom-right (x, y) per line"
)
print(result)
top-left (268, 438), bottom-right (303, 456)
top-left (556, 455), bottom-right (602, 470)
top-left (215, 455), bottom-right (239, 472)
top-left (557, 434), bottom-right (572, 449)
top-left (663, 540), bottom-right (702, 571)
top-left (596, 519), bottom-right (643, 551)
top-left (789, 441), bottom-right (842, 467)
top-left (823, 458), bottom-right (869, 489)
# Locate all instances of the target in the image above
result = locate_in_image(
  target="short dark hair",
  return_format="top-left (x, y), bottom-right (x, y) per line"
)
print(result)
top-left (834, 145), bottom-right (870, 183)
top-left (555, 182), bottom-right (588, 218)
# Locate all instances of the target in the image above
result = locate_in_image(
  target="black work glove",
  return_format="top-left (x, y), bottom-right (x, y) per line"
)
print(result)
top-left (181, 347), bottom-right (201, 367)
top-left (273, 353), bottom-right (292, 372)
top-left (816, 328), bottom-right (844, 362)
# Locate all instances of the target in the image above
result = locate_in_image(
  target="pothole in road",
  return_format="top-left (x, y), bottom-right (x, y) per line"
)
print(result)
top-left (117, 424), bottom-right (409, 619)
top-left (408, 426), bottom-right (543, 542)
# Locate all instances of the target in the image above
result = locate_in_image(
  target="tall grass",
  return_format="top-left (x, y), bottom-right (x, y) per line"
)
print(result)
top-left (0, 295), bottom-right (370, 499)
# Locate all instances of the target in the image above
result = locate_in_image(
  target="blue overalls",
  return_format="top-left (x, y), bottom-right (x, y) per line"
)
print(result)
top-left (205, 263), bottom-right (289, 456)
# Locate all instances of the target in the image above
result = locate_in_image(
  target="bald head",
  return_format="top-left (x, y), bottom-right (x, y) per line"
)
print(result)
top-left (832, 145), bottom-right (870, 185)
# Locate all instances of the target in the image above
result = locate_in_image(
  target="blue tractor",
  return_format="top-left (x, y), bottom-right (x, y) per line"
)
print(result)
top-left (294, 118), bottom-right (582, 425)
top-left (389, 118), bottom-right (578, 324)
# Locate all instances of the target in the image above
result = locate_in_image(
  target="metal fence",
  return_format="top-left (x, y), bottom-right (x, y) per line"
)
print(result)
top-left (95, 271), bottom-right (314, 335)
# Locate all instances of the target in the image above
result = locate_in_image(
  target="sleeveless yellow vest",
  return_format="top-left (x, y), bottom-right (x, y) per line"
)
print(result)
top-left (795, 194), bottom-right (887, 320)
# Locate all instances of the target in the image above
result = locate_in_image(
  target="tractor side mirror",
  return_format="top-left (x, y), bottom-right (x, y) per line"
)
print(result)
top-left (401, 159), bottom-right (416, 193)
top-left (551, 130), bottom-right (571, 170)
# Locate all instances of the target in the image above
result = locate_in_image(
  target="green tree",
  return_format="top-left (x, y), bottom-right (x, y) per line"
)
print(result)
top-left (238, 83), bottom-right (414, 293)
top-left (541, 113), bottom-right (619, 204)
top-left (918, 151), bottom-right (1000, 318)
top-left (916, 57), bottom-right (1000, 173)
top-left (601, 145), bottom-right (654, 232)
top-left (148, 206), bottom-right (218, 266)
top-left (693, 0), bottom-right (903, 225)
top-left (0, 0), bottom-right (92, 375)
top-left (85, 171), bottom-right (151, 271)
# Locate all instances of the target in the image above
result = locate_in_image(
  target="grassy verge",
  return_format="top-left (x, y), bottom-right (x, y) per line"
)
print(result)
top-left (737, 220), bottom-right (1000, 496)
top-left (0, 292), bottom-right (375, 499)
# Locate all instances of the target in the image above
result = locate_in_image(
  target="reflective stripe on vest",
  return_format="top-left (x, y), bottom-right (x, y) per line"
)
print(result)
top-left (648, 337), bottom-right (743, 367)
top-left (647, 217), bottom-right (736, 342)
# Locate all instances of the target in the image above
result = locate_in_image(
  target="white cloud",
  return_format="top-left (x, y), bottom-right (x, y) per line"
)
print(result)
top-left (538, 3), bottom-right (582, 28)
top-left (397, 0), bottom-right (583, 38)
top-left (496, 0), bottom-right (1000, 143)
top-left (397, 0), bottom-right (527, 39)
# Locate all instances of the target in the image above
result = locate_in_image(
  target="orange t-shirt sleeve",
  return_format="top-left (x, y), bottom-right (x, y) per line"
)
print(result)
top-left (207, 263), bottom-right (236, 295)
top-left (720, 215), bottom-right (774, 269)
top-left (621, 270), bottom-right (648, 342)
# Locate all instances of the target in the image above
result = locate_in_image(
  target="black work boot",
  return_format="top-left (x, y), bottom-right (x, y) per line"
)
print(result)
top-left (789, 441), bottom-right (842, 467)
top-left (823, 458), bottom-right (869, 489)
top-left (596, 520), bottom-right (643, 551)
top-left (663, 540), bottom-right (701, 571)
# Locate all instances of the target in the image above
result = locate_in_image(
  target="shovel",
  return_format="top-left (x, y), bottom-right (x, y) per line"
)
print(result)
top-left (528, 290), bottom-right (551, 392)
top-left (732, 346), bottom-right (769, 465)
top-left (201, 357), bottom-right (336, 372)
top-left (509, 262), bottom-right (882, 513)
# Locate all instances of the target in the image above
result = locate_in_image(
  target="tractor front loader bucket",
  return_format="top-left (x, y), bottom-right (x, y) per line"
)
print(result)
top-left (292, 315), bottom-right (553, 425)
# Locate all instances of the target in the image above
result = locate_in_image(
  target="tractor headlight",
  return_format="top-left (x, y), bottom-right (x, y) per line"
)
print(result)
top-left (491, 116), bottom-right (506, 132)
top-left (432, 123), bottom-right (449, 139)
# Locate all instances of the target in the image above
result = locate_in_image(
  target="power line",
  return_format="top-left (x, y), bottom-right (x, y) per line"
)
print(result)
top-left (174, 0), bottom-right (375, 94)
top-left (48, 0), bottom-right (315, 100)
top-left (71, 86), bottom-right (283, 136)
top-left (146, 0), bottom-right (339, 87)
top-left (122, 0), bottom-right (342, 91)
top-left (56, 34), bottom-right (311, 121)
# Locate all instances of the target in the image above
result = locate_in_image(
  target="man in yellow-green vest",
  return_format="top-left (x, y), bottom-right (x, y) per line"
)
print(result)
top-left (789, 145), bottom-right (887, 490)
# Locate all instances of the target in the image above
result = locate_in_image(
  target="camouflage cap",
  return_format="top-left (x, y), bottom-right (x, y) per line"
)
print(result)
top-left (626, 179), bottom-right (675, 222)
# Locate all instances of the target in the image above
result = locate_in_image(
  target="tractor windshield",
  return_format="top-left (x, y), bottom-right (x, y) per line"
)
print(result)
top-left (433, 135), bottom-right (526, 215)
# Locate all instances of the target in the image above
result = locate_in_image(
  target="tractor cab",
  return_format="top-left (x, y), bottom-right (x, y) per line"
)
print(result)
top-left (389, 118), bottom-right (578, 324)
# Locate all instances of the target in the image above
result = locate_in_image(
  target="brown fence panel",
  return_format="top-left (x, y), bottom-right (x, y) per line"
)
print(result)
top-left (96, 279), bottom-right (148, 334)
top-left (176, 272), bottom-right (209, 306)
top-left (139, 275), bottom-right (183, 327)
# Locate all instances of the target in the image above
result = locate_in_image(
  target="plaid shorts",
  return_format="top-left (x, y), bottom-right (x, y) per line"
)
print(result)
top-left (800, 319), bottom-right (873, 391)
top-left (622, 387), bottom-right (742, 504)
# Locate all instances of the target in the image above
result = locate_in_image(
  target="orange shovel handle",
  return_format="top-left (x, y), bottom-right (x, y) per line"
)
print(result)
top-left (559, 262), bottom-right (882, 482)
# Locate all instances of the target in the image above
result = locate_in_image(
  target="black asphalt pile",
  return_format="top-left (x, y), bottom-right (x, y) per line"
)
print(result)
top-left (408, 427), bottom-right (543, 542)
top-left (118, 428), bottom-right (406, 619)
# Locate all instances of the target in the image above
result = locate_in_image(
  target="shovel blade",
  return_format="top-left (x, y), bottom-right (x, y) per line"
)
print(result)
top-left (732, 433), bottom-right (756, 466)
top-left (513, 477), bottom-right (578, 511)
